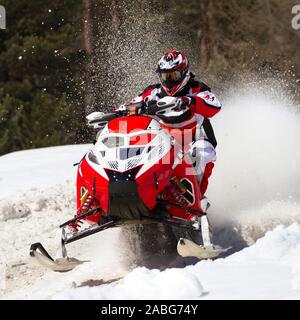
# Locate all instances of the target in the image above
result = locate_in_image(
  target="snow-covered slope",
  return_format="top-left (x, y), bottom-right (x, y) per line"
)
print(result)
top-left (0, 145), bottom-right (89, 200)
top-left (54, 223), bottom-right (300, 300)
top-left (1, 84), bottom-right (300, 300)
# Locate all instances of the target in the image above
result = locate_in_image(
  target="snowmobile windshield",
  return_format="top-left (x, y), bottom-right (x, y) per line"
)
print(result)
top-left (102, 136), bottom-right (125, 148)
top-left (119, 147), bottom-right (145, 160)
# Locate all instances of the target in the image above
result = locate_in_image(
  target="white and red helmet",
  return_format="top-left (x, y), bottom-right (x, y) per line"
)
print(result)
top-left (156, 50), bottom-right (190, 96)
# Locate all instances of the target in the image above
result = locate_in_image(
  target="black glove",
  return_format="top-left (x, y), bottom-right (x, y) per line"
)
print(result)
top-left (144, 100), bottom-right (158, 115)
top-left (174, 96), bottom-right (192, 110)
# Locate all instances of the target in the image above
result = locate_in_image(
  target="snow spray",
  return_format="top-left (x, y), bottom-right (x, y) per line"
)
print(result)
top-left (208, 79), bottom-right (300, 232)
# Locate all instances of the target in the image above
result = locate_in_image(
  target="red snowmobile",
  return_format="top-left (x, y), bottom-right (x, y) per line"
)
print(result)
top-left (30, 97), bottom-right (228, 271)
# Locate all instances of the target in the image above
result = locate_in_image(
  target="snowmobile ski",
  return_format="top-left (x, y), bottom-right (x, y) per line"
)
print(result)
top-left (177, 238), bottom-right (231, 260)
top-left (30, 242), bottom-right (87, 272)
top-left (178, 215), bottom-right (231, 260)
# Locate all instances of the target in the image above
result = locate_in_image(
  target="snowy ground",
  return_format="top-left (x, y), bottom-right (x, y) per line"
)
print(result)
top-left (1, 85), bottom-right (300, 300)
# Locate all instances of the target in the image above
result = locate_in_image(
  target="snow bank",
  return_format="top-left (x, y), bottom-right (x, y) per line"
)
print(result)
top-left (0, 180), bottom-right (181, 299)
top-left (54, 223), bottom-right (300, 300)
top-left (55, 267), bottom-right (203, 300)
top-left (0, 145), bottom-right (90, 200)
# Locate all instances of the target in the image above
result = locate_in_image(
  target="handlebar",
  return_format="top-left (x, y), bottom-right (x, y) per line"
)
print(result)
top-left (88, 113), bottom-right (118, 125)
top-left (87, 97), bottom-right (178, 129)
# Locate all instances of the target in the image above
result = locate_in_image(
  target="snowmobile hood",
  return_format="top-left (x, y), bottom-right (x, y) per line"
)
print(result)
top-left (108, 115), bottom-right (153, 134)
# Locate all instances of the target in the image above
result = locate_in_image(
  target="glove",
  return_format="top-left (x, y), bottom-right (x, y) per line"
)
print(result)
top-left (115, 104), bottom-right (126, 112)
top-left (174, 96), bottom-right (192, 110)
top-left (144, 100), bottom-right (158, 115)
top-left (116, 102), bottom-right (145, 116)
top-left (115, 104), bottom-right (128, 116)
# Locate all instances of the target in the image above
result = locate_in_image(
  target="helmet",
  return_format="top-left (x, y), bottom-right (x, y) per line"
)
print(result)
top-left (156, 50), bottom-right (190, 96)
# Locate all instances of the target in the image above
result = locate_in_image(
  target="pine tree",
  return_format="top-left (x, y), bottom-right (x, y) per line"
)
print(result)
top-left (0, 0), bottom-right (86, 155)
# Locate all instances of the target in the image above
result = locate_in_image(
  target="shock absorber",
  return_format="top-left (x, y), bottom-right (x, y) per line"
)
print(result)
top-left (69, 191), bottom-right (96, 231)
top-left (80, 194), bottom-right (95, 213)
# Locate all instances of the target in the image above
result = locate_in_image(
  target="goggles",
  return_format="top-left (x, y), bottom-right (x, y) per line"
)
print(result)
top-left (159, 70), bottom-right (182, 82)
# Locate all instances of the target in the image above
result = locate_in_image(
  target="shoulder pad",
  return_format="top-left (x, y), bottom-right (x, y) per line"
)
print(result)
top-left (190, 80), bottom-right (211, 92)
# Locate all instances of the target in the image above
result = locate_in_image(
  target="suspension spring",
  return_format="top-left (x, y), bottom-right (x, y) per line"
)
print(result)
top-left (70, 194), bottom-right (96, 230)
top-left (80, 195), bottom-right (94, 213)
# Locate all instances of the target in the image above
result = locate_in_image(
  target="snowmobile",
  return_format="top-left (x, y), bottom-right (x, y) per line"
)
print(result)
top-left (30, 97), bottom-right (229, 272)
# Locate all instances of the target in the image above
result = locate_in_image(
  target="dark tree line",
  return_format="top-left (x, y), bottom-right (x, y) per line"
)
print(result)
top-left (0, 0), bottom-right (86, 155)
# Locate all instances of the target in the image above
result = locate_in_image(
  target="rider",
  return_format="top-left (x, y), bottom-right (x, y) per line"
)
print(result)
top-left (119, 50), bottom-right (221, 202)
top-left (87, 50), bottom-right (221, 207)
